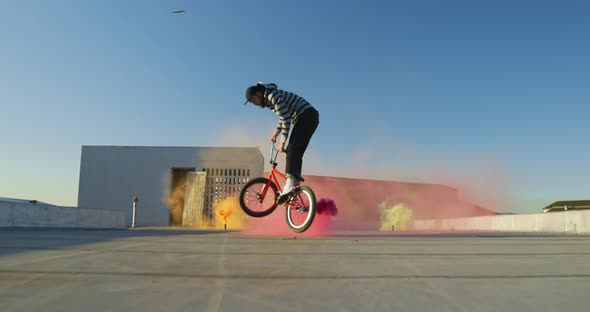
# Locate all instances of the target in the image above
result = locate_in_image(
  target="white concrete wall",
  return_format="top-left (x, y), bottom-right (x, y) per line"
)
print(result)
top-left (413, 210), bottom-right (590, 234)
top-left (77, 146), bottom-right (264, 227)
top-left (0, 202), bottom-right (125, 228)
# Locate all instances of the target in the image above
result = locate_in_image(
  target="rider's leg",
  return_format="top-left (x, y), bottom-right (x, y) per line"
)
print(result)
top-left (278, 108), bottom-right (319, 205)
top-left (283, 108), bottom-right (319, 194)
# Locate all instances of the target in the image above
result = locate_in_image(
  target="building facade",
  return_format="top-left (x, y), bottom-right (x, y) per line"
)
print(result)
top-left (77, 146), bottom-right (264, 227)
top-left (77, 145), bottom-right (495, 229)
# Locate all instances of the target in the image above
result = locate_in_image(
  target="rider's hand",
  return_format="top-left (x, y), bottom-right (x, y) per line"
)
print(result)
top-left (270, 134), bottom-right (277, 143)
top-left (278, 142), bottom-right (285, 153)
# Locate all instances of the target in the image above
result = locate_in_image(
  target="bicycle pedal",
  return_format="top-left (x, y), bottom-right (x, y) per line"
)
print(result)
top-left (277, 192), bottom-right (292, 205)
top-left (296, 206), bottom-right (309, 212)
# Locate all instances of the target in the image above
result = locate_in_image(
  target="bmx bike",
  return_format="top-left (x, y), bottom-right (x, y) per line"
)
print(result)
top-left (238, 144), bottom-right (316, 233)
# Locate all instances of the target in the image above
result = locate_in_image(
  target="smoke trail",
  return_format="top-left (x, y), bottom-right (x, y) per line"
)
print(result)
top-left (379, 202), bottom-right (414, 231)
top-left (213, 196), bottom-right (244, 230)
top-left (241, 204), bottom-right (335, 237)
top-left (168, 182), bottom-right (186, 225)
top-left (317, 198), bottom-right (338, 216)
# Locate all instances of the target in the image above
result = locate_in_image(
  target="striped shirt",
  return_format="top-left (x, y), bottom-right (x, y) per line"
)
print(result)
top-left (261, 82), bottom-right (313, 144)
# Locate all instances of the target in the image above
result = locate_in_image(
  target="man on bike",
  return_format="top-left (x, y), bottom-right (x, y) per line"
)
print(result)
top-left (243, 82), bottom-right (319, 204)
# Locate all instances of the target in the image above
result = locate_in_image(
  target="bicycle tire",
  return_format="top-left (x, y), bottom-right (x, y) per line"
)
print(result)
top-left (285, 185), bottom-right (316, 233)
top-left (239, 177), bottom-right (279, 218)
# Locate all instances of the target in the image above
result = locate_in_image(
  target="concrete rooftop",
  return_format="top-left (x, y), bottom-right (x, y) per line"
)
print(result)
top-left (1, 228), bottom-right (589, 311)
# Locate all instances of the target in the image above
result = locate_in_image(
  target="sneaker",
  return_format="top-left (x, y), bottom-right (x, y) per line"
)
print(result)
top-left (280, 176), bottom-right (295, 194)
top-left (277, 187), bottom-right (295, 205)
top-left (281, 183), bottom-right (294, 195)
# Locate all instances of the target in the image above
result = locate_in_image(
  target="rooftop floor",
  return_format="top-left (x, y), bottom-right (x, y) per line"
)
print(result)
top-left (1, 227), bottom-right (589, 311)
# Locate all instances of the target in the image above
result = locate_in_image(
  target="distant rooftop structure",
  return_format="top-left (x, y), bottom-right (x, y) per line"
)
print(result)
top-left (0, 197), bottom-right (57, 206)
top-left (543, 200), bottom-right (590, 213)
top-left (77, 145), bottom-right (265, 227)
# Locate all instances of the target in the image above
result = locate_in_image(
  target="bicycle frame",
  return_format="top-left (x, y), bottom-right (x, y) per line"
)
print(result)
top-left (268, 166), bottom-right (286, 193)
top-left (258, 144), bottom-right (285, 199)
top-left (238, 143), bottom-right (315, 231)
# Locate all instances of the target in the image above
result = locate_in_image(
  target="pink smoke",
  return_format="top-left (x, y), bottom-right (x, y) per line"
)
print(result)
top-left (241, 202), bottom-right (335, 237)
top-left (300, 175), bottom-right (499, 231)
top-left (317, 198), bottom-right (338, 216)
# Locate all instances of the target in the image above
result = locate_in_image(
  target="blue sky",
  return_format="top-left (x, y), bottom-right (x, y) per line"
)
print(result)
top-left (1, 0), bottom-right (589, 212)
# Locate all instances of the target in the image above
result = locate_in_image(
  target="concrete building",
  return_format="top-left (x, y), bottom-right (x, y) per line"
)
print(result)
top-left (77, 146), bottom-right (264, 227)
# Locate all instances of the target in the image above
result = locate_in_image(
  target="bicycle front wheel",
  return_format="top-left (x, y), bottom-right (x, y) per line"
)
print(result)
top-left (285, 186), bottom-right (316, 233)
top-left (239, 177), bottom-right (279, 218)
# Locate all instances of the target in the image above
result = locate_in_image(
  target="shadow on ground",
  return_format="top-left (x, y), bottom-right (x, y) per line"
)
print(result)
top-left (0, 227), bottom-right (231, 257)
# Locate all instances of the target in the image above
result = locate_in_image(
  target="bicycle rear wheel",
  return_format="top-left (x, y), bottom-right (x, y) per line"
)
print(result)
top-left (239, 177), bottom-right (279, 217)
top-left (285, 186), bottom-right (316, 233)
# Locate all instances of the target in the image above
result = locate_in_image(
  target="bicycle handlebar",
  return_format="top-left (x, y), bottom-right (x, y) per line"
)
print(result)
top-left (269, 143), bottom-right (283, 165)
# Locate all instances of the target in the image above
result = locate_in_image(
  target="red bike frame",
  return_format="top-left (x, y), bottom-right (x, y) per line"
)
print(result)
top-left (258, 144), bottom-right (294, 205)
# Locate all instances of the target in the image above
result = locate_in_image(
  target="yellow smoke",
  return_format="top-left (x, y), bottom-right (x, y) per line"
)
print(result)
top-left (379, 202), bottom-right (414, 231)
top-left (213, 196), bottom-right (244, 230)
top-left (169, 182), bottom-right (186, 225)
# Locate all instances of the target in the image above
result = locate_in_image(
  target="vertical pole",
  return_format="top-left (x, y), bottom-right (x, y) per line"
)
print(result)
top-left (132, 196), bottom-right (138, 228)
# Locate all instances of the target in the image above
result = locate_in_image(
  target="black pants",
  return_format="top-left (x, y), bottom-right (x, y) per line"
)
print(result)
top-left (286, 107), bottom-right (319, 181)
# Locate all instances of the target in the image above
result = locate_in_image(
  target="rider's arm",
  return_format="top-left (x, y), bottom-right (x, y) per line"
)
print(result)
top-left (267, 91), bottom-right (291, 144)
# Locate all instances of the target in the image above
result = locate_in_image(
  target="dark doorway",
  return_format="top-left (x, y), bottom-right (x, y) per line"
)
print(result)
top-left (169, 168), bottom-right (195, 225)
